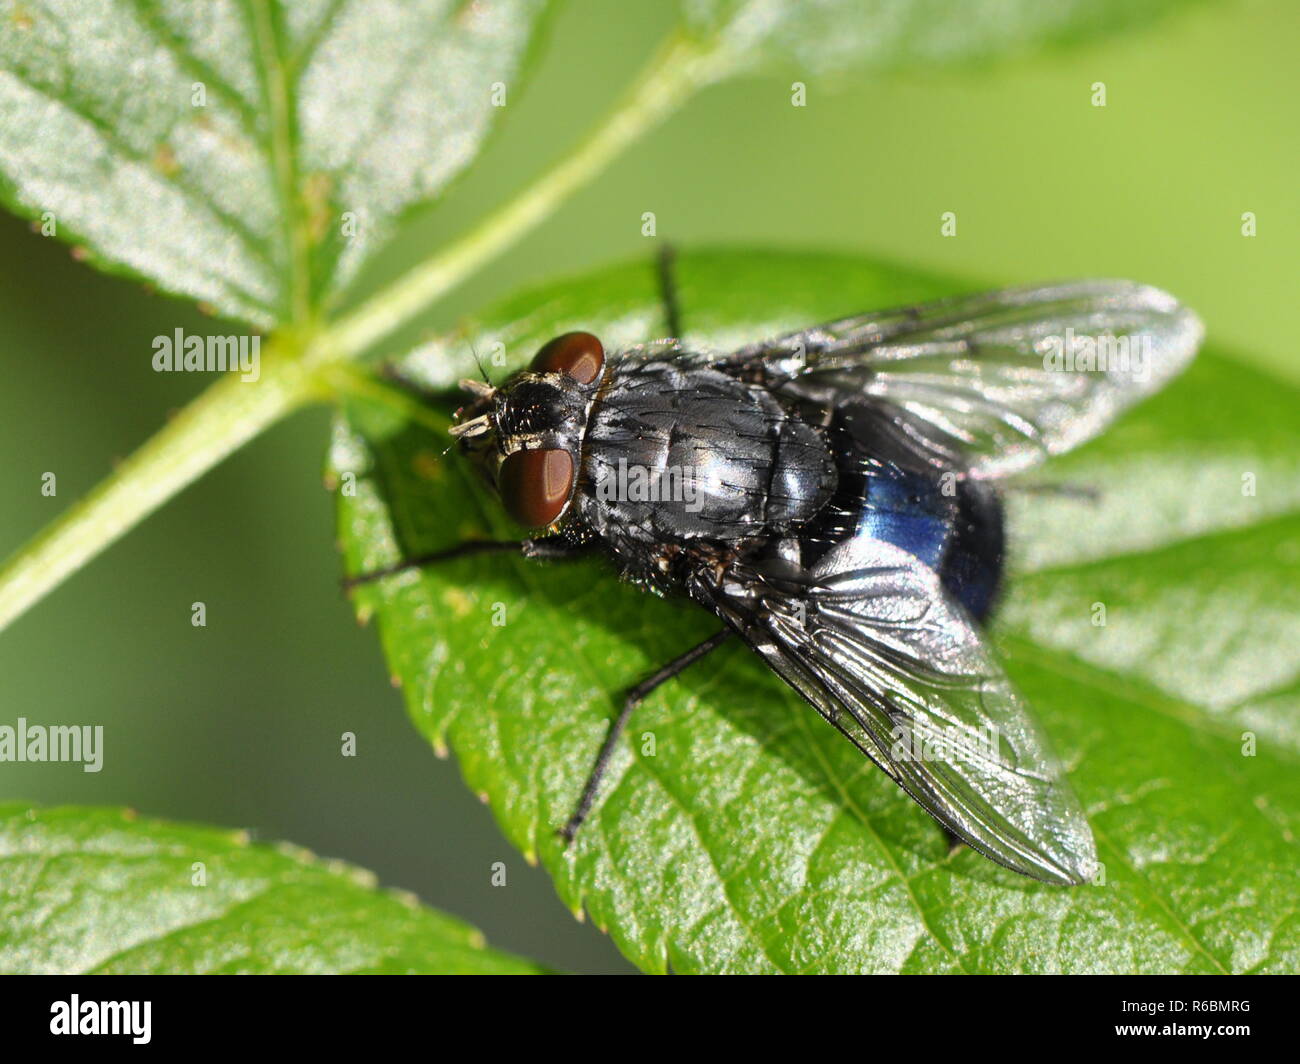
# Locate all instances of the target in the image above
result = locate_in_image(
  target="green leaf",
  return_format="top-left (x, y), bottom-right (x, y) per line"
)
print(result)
top-left (680, 0), bottom-right (1206, 76)
top-left (335, 248), bottom-right (1300, 975)
top-left (0, 0), bottom-right (552, 327)
top-left (0, 0), bottom-right (1218, 636)
top-left (0, 804), bottom-right (544, 974)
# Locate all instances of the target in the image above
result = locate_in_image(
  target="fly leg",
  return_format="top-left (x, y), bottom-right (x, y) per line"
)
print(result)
top-left (656, 243), bottom-right (683, 340)
top-left (560, 628), bottom-right (731, 842)
top-left (343, 538), bottom-right (595, 589)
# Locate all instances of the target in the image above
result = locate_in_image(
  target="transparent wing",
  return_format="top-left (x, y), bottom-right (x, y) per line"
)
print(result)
top-left (690, 536), bottom-right (1098, 885)
top-left (613, 339), bottom-right (688, 363)
top-left (725, 280), bottom-right (1203, 476)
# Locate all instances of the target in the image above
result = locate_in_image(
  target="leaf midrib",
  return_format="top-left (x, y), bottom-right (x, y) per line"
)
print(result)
top-left (245, 0), bottom-right (310, 323)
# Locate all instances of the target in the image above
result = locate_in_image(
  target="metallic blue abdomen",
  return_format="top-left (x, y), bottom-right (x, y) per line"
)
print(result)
top-left (798, 402), bottom-right (1004, 623)
top-left (855, 466), bottom-right (950, 572)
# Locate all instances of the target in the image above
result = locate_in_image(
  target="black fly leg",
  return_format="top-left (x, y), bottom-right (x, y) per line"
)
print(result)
top-left (343, 538), bottom-right (594, 589)
top-left (656, 243), bottom-right (683, 340)
top-left (560, 628), bottom-right (731, 843)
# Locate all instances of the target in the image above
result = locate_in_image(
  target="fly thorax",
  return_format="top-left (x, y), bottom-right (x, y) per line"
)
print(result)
top-left (576, 361), bottom-right (837, 545)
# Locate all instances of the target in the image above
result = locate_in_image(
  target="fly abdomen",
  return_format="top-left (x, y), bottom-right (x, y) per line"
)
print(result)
top-left (575, 359), bottom-right (836, 550)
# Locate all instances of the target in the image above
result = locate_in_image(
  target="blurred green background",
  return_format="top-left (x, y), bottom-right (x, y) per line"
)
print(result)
top-left (1, 0), bottom-right (1295, 974)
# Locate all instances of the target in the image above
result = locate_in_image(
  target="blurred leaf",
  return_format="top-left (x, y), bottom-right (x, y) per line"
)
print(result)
top-left (0, 804), bottom-right (544, 974)
top-left (0, 0), bottom-right (551, 327)
top-left (336, 248), bottom-right (1300, 974)
top-left (681, 0), bottom-right (1205, 76)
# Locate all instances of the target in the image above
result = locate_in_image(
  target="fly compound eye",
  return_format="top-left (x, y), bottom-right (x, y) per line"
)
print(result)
top-left (531, 332), bottom-right (605, 385)
top-left (498, 448), bottom-right (575, 528)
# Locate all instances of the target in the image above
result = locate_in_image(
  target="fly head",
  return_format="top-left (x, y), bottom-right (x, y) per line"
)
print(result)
top-left (450, 332), bottom-right (607, 530)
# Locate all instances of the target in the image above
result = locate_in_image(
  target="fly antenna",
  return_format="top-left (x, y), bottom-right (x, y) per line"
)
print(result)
top-left (469, 340), bottom-right (493, 388)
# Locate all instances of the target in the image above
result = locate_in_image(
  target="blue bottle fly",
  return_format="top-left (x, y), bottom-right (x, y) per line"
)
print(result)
top-left (356, 255), bottom-right (1203, 886)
